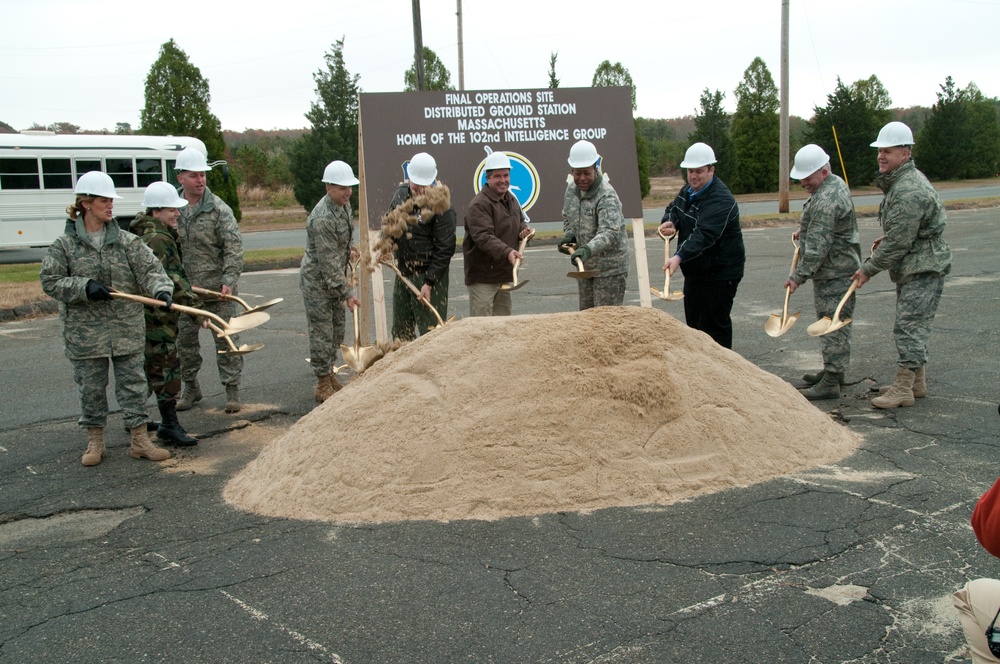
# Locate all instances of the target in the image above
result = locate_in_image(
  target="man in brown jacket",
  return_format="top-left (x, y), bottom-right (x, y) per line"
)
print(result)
top-left (462, 150), bottom-right (532, 316)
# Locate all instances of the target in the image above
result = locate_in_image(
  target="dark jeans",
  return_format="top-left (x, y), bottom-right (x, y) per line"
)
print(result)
top-left (682, 277), bottom-right (741, 349)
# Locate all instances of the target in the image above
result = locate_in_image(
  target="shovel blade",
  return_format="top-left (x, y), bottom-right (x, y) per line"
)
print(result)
top-left (806, 316), bottom-right (832, 337)
top-left (213, 310), bottom-right (270, 336)
top-left (500, 279), bottom-right (530, 292)
top-left (241, 297), bottom-right (283, 314)
top-left (820, 316), bottom-right (852, 336)
top-left (765, 311), bottom-right (800, 338)
top-left (567, 270), bottom-right (596, 280)
top-left (218, 342), bottom-right (265, 356)
top-left (341, 343), bottom-right (384, 374)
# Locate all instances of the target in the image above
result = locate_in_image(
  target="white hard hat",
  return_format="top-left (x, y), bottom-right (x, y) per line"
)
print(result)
top-left (567, 140), bottom-right (599, 168)
top-left (322, 160), bottom-right (359, 186)
top-left (407, 152), bottom-right (437, 186)
top-left (75, 171), bottom-right (121, 199)
top-left (143, 181), bottom-right (188, 208)
top-left (484, 150), bottom-right (512, 171)
top-left (680, 142), bottom-right (717, 168)
top-left (790, 144), bottom-right (831, 179)
top-left (175, 147), bottom-right (212, 172)
top-left (870, 121), bottom-right (914, 148)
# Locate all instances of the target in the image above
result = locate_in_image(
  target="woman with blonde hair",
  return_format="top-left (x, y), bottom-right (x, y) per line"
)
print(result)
top-left (40, 171), bottom-right (175, 466)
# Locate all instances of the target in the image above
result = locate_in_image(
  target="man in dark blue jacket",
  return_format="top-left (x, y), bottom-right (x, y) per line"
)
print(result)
top-left (659, 142), bottom-right (745, 349)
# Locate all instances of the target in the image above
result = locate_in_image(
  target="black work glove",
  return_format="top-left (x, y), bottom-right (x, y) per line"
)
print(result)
top-left (85, 280), bottom-right (112, 301)
top-left (155, 291), bottom-right (173, 310)
top-left (557, 233), bottom-right (576, 255)
top-left (570, 245), bottom-right (592, 264)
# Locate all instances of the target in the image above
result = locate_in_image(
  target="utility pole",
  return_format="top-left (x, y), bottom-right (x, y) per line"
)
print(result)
top-left (778, 0), bottom-right (790, 213)
top-left (456, 0), bottom-right (465, 90)
top-left (412, 0), bottom-right (425, 90)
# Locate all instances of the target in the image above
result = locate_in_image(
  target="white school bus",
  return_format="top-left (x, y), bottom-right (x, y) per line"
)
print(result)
top-left (0, 132), bottom-right (208, 248)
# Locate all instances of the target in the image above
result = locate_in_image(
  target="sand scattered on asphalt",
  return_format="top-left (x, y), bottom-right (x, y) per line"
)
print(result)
top-left (223, 307), bottom-right (859, 524)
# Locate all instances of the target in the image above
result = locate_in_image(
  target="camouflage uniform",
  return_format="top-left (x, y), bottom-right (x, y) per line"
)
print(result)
top-left (562, 173), bottom-right (629, 309)
top-left (129, 212), bottom-right (201, 405)
top-left (861, 159), bottom-right (952, 368)
top-left (387, 184), bottom-right (456, 340)
top-left (299, 194), bottom-right (354, 377)
top-left (790, 174), bottom-right (862, 375)
top-left (40, 218), bottom-right (172, 429)
top-left (175, 186), bottom-right (244, 387)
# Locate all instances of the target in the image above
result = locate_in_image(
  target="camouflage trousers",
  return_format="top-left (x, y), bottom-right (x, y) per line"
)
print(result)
top-left (577, 273), bottom-right (627, 310)
top-left (393, 270), bottom-right (449, 342)
top-left (302, 287), bottom-right (347, 377)
top-left (144, 329), bottom-right (181, 406)
top-left (71, 352), bottom-right (149, 429)
top-left (177, 300), bottom-right (243, 387)
top-left (813, 276), bottom-right (856, 375)
top-left (893, 273), bottom-right (945, 368)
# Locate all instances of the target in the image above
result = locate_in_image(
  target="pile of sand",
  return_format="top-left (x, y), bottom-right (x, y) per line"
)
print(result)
top-left (224, 307), bottom-right (858, 524)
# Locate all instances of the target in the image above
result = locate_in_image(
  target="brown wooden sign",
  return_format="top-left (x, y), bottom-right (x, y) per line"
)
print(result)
top-left (358, 87), bottom-right (641, 226)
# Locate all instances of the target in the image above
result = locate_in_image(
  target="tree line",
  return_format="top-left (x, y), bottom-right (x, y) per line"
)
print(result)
top-left (3, 40), bottom-right (998, 216)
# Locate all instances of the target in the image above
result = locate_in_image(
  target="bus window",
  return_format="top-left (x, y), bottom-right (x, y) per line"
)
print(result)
top-left (0, 157), bottom-right (41, 190)
top-left (42, 158), bottom-right (73, 189)
top-left (136, 158), bottom-right (162, 187)
top-left (106, 158), bottom-right (134, 189)
top-left (75, 159), bottom-right (102, 178)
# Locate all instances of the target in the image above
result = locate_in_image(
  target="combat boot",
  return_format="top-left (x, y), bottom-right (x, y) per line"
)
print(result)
top-left (82, 427), bottom-right (105, 466)
top-left (129, 426), bottom-right (172, 461)
top-left (800, 372), bottom-right (843, 401)
top-left (315, 375), bottom-right (333, 403)
top-left (156, 401), bottom-right (198, 447)
top-left (224, 385), bottom-right (241, 413)
top-left (176, 380), bottom-right (202, 411)
top-left (872, 366), bottom-right (916, 409)
top-left (879, 366), bottom-right (926, 398)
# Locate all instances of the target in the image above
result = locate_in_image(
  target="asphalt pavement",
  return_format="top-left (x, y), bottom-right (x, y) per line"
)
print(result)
top-left (1, 208), bottom-right (999, 663)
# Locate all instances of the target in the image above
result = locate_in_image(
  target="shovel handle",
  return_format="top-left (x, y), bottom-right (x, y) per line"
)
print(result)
top-left (831, 279), bottom-right (859, 321)
top-left (109, 290), bottom-right (227, 329)
top-left (191, 286), bottom-right (251, 311)
top-left (381, 260), bottom-right (445, 327)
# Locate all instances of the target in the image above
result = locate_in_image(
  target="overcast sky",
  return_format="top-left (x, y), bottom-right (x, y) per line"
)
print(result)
top-left (2, 0), bottom-right (998, 133)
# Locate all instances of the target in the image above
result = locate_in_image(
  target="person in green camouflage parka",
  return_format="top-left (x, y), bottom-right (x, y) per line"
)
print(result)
top-left (784, 144), bottom-right (862, 401)
top-left (40, 171), bottom-right (174, 466)
top-left (558, 140), bottom-right (629, 310)
top-left (129, 182), bottom-right (204, 447)
top-left (852, 122), bottom-right (953, 409)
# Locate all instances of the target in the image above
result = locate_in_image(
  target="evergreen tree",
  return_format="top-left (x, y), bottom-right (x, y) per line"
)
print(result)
top-left (690, 89), bottom-right (734, 176)
top-left (548, 52), bottom-right (560, 89)
top-left (916, 77), bottom-right (1000, 179)
top-left (592, 60), bottom-right (636, 111)
top-left (139, 39), bottom-right (241, 220)
top-left (290, 38), bottom-right (361, 210)
top-left (404, 47), bottom-right (454, 92)
top-left (730, 57), bottom-right (779, 194)
top-left (807, 75), bottom-right (892, 187)
top-left (591, 60), bottom-right (647, 195)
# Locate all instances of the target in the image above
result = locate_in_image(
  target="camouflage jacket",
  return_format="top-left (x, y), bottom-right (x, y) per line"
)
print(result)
top-left (299, 194), bottom-right (354, 301)
top-left (387, 184), bottom-right (456, 286)
top-left (176, 186), bottom-right (243, 290)
top-left (129, 212), bottom-right (201, 331)
top-left (863, 159), bottom-right (952, 284)
top-left (40, 218), bottom-right (172, 360)
top-left (562, 173), bottom-right (629, 277)
top-left (790, 174), bottom-right (861, 284)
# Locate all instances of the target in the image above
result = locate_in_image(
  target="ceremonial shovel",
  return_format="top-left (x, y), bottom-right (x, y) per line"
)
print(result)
top-left (501, 229), bottom-right (534, 292)
top-left (564, 244), bottom-right (596, 280)
top-left (339, 261), bottom-right (384, 373)
top-left (191, 286), bottom-right (283, 314)
top-left (806, 279), bottom-right (859, 337)
top-left (650, 229), bottom-right (683, 301)
top-left (109, 291), bottom-right (270, 337)
top-left (380, 259), bottom-right (452, 330)
top-left (764, 235), bottom-right (801, 337)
